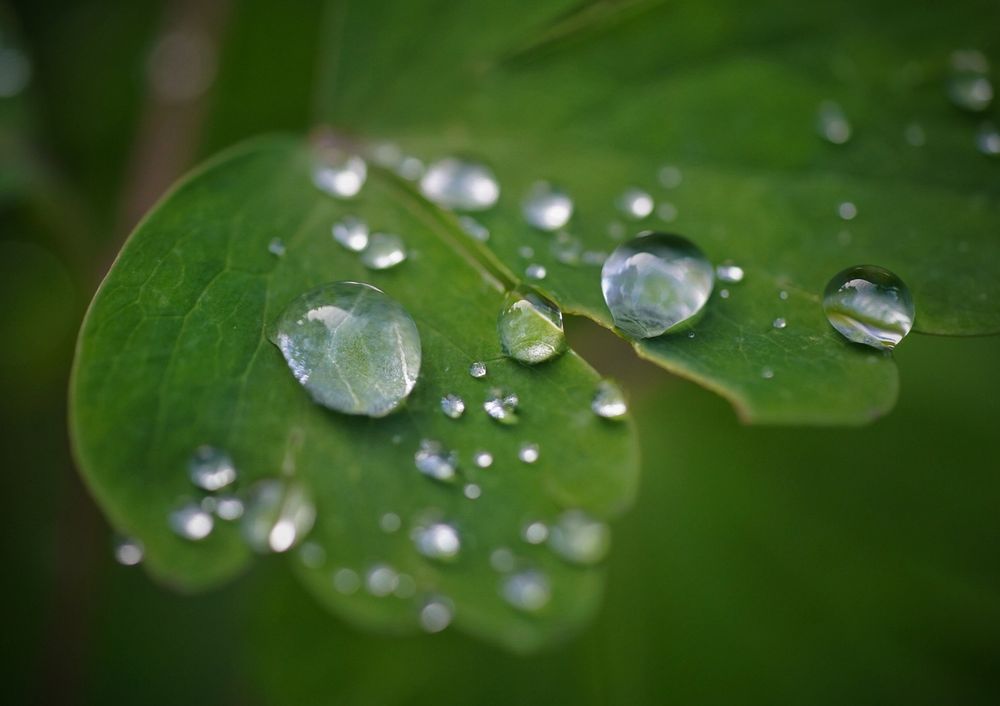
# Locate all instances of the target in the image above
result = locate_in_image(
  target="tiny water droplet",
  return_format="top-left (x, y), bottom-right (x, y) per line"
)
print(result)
top-left (333, 567), bottom-right (361, 594)
top-left (601, 233), bottom-right (714, 338)
top-left (313, 150), bottom-right (367, 199)
top-left (719, 289), bottom-right (730, 299)
top-left (592, 380), bottom-right (627, 419)
top-left (838, 201), bottom-right (858, 220)
top-left (498, 291), bottom-right (566, 364)
top-left (502, 570), bottom-right (551, 612)
top-left (522, 182), bottom-right (573, 231)
top-left (947, 72), bottom-right (993, 112)
top-left (518, 442), bottom-right (539, 464)
top-left (188, 445), bottom-right (237, 491)
top-left (332, 215), bottom-right (369, 252)
top-left (484, 389), bottom-right (519, 425)
top-left (270, 282), bottom-right (421, 417)
top-left (420, 157), bottom-right (499, 211)
top-left (823, 265), bottom-right (915, 350)
top-left (268, 238), bottom-right (286, 257)
top-left (976, 122), bottom-right (1000, 156)
top-left (656, 202), bottom-right (678, 223)
top-left (242, 479), bottom-right (316, 553)
top-left (469, 361), bottom-right (487, 379)
top-left (440, 393), bottom-right (466, 418)
top-left (414, 439), bottom-right (458, 481)
top-left (113, 536), bottom-right (144, 566)
top-left (299, 541), bottom-right (326, 569)
top-left (522, 521), bottom-right (549, 544)
top-left (360, 232), bottom-right (407, 270)
top-left (169, 502), bottom-right (214, 541)
top-left (524, 263), bottom-right (547, 280)
top-left (419, 596), bottom-right (454, 633)
top-left (772, 317), bottom-right (787, 330)
top-left (215, 495), bottom-right (244, 520)
top-left (380, 512), bottom-right (401, 533)
top-left (617, 188), bottom-right (654, 220)
top-left (473, 450), bottom-right (494, 468)
top-left (658, 165), bottom-right (683, 189)
top-left (904, 122), bottom-right (926, 147)
top-left (413, 522), bottom-right (461, 562)
top-left (490, 547), bottom-right (515, 572)
top-left (463, 483), bottom-right (482, 500)
top-left (458, 215), bottom-right (490, 242)
top-left (548, 510), bottom-right (610, 565)
top-left (817, 101), bottom-right (852, 144)
top-left (365, 563), bottom-right (399, 596)
top-left (716, 262), bottom-right (744, 284)
top-left (687, 330), bottom-right (696, 339)
top-left (761, 367), bottom-right (775, 380)
top-left (778, 290), bottom-right (789, 300)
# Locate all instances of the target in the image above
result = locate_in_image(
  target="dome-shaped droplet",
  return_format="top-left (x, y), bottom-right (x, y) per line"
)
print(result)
top-left (413, 522), bottom-right (461, 562)
top-left (332, 215), bottom-right (369, 252)
top-left (414, 439), bottom-right (458, 481)
top-left (601, 232), bottom-right (714, 338)
top-left (420, 157), bottom-right (499, 211)
top-left (188, 445), bottom-right (237, 491)
top-left (359, 233), bottom-right (407, 270)
top-left (592, 379), bottom-right (627, 419)
top-left (241, 479), bottom-right (316, 553)
top-left (502, 570), bottom-right (551, 612)
top-left (817, 100), bottom-right (852, 144)
top-left (270, 282), bottom-right (421, 417)
top-left (947, 72), bottom-right (993, 112)
top-left (616, 188), bottom-right (654, 220)
top-left (469, 361), bottom-right (487, 379)
top-left (497, 291), bottom-right (566, 364)
top-left (522, 181), bottom-right (573, 231)
top-left (548, 510), bottom-right (610, 565)
top-left (823, 265), bottom-right (915, 350)
top-left (484, 389), bottom-right (519, 425)
top-left (312, 150), bottom-right (367, 199)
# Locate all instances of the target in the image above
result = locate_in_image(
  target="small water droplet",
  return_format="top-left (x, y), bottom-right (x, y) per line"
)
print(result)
top-left (215, 495), bottom-right (244, 521)
top-left (414, 439), bottom-right (458, 481)
top-left (592, 379), bottom-right (627, 419)
top-left (778, 290), bottom-right (789, 300)
top-left (458, 215), bottom-right (490, 242)
top-left (658, 165), bottom-right (683, 189)
top-left (473, 450), bottom-right (494, 468)
top-left (502, 570), bottom-right (551, 612)
top-left (419, 596), bottom-right (454, 633)
top-left (169, 502), bottom-right (214, 541)
top-left (420, 157), bottom-right (499, 211)
top-left (241, 479), bottom-right (316, 553)
top-left (333, 567), bottom-right (361, 594)
top-left (313, 149), bottom-right (367, 199)
top-left (947, 73), bottom-right (993, 112)
top-left (976, 122), bottom-right (1000, 156)
top-left (716, 262), bottom-right (744, 284)
top-left (398, 156), bottom-right (425, 181)
top-left (332, 215), bottom-right (369, 252)
top-left (188, 445), bottom-right (237, 491)
top-left (617, 188), bottom-right (654, 220)
top-left (904, 122), bottom-right (926, 147)
top-left (522, 181), bottom-right (573, 231)
top-left (440, 393), bottom-right (466, 419)
top-left (838, 201), bottom-right (858, 220)
top-left (772, 317), bottom-right (787, 330)
top-left (656, 202), bottom-right (678, 223)
top-left (365, 563), bottom-right (399, 596)
top-left (360, 232), bottom-right (407, 270)
top-left (299, 541), bottom-right (326, 568)
top-left (268, 238), bottom-right (286, 257)
top-left (518, 442), bottom-right (539, 464)
top-left (498, 291), bottom-right (566, 365)
top-left (270, 282), bottom-right (421, 417)
top-left (484, 389), bottom-right (519, 425)
top-left (601, 232), bottom-right (714, 338)
top-left (817, 100), bottom-right (852, 144)
top-left (823, 265), bottom-right (915, 350)
top-left (463, 483), bottom-right (482, 500)
top-left (413, 522), bottom-right (461, 562)
top-left (524, 263), bottom-right (547, 280)
top-left (522, 521), bottom-right (549, 544)
top-left (719, 288), bottom-right (730, 299)
top-left (761, 367), bottom-right (775, 380)
top-left (687, 330), bottom-right (696, 339)
top-left (113, 536), bottom-right (144, 566)
top-left (490, 547), bottom-right (515, 572)
top-left (548, 510), bottom-right (610, 565)
top-left (469, 361), bottom-right (487, 379)
top-left (380, 512), bottom-right (402, 533)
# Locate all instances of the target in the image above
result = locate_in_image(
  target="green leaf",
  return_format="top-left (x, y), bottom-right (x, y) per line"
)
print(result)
top-left (70, 136), bottom-right (638, 651)
top-left (315, 0), bottom-right (1000, 423)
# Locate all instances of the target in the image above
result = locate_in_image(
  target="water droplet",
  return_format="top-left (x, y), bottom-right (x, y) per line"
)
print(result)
top-left (413, 522), bottom-right (461, 562)
top-left (268, 238), bottom-right (286, 257)
top-left (656, 202), bottom-right (678, 223)
top-left (687, 330), bottom-right (696, 339)
top-left (838, 202), bottom-right (858, 220)
top-left (187, 445), bottom-right (237, 492)
top-left (761, 367), bottom-right (775, 380)
top-left (947, 73), bottom-right (993, 112)
top-left (419, 596), bottom-right (454, 633)
top-left (380, 512), bottom-right (401, 533)
top-left (270, 282), bottom-right (421, 417)
top-left (332, 215), bottom-right (369, 252)
top-left (313, 149), bottom-right (367, 199)
top-left (169, 502), bottom-right (214, 541)
top-left (601, 232), bottom-right (714, 338)
top-left (360, 232), bottom-right (407, 270)
top-left (817, 101), bottom-right (852, 144)
top-left (420, 157), bottom-right (499, 211)
top-left (365, 563), bottom-right (399, 596)
top-left (823, 265), bottom-right (915, 350)
top-left (617, 188), bottom-right (654, 220)
top-left (473, 450), bottom-right (494, 468)
top-left (778, 290), bottom-right (789, 300)
top-left (299, 541), bottom-right (326, 568)
top-left (716, 262), bottom-right (744, 284)
top-left (463, 483), bottom-right (482, 500)
top-left (0, 45), bottom-right (32, 98)
top-left (469, 361), bottom-right (487, 379)
top-left (458, 215), bottom-right (490, 242)
top-left (490, 547), bottom-right (515, 572)
top-left (592, 380), bottom-right (627, 419)
top-left (414, 439), bottom-right (458, 481)
top-left (113, 536), bottom-right (144, 566)
top-left (548, 510), bottom-right (610, 565)
top-left (440, 393), bottom-right (465, 419)
top-left (333, 567), bottom-right (361, 594)
top-left (658, 165), bottom-right (683, 189)
top-left (518, 442), bottom-right (539, 464)
top-left (524, 263), bottom-right (547, 280)
top-left (904, 122), bottom-right (926, 147)
top-left (518, 245), bottom-right (535, 259)
top-left (497, 291), bottom-right (566, 365)
top-left (772, 317), bottom-right (787, 330)
top-left (484, 389), bottom-right (519, 425)
top-left (241, 479), bottom-right (316, 553)
top-left (522, 182), bottom-right (573, 231)
top-left (522, 521), bottom-right (549, 544)
top-left (502, 570), bottom-right (551, 612)
top-left (976, 122), bottom-right (1000, 156)
top-left (719, 288), bottom-right (730, 299)
top-left (398, 156), bottom-right (425, 181)
top-left (215, 495), bottom-right (244, 520)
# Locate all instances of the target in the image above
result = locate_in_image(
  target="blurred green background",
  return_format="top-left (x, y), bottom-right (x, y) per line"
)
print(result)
top-left (2, 0), bottom-right (998, 703)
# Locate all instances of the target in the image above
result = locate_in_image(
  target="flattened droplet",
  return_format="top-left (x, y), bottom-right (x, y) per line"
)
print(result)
top-left (823, 265), bottom-right (915, 350)
top-left (497, 291), bottom-right (566, 364)
top-left (270, 282), bottom-right (421, 417)
top-left (188, 445), bottom-right (237, 491)
top-left (484, 389), bottom-right (519, 425)
top-left (420, 157), bottom-right (499, 211)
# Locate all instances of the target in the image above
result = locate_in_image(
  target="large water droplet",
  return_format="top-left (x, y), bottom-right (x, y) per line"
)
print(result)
top-left (413, 522), bottom-right (461, 562)
top-left (548, 510), bottom-right (610, 565)
top-left (313, 149), bottom-right (367, 199)
top-left (502, 570), bottom-right (551, 612)
top-left (169, 502), bottom-right (214, 541)
top-left (420, 158), bottom-right (499, 211)
top-left (270, 282), bottom-right (421, 417)
top-left (414, 439), bottom-right (458, 481)
top-left (616, 188), bottom-right (654, 220)
top-left (332, 215), bottom-right (369, 252)
top-left (823, 265), bottom-right (915, 350)
top-left (359, 233), bottom-right (406, 270)
top-left (497, 291), bottom-right (566, 364)
top-left (601, 232), bottom-right (714, 338)
top-left (241, 479), bottom-right (316, 553)
top-left (113, 536), bottom-right (144, 566)
top-left (947, 72), bottom-right (993, 112)
top-left (592, 379), bottom-right (627, 419)
top-left (817, 101), bottom-right (852, 144)
top-left (522, 182), bottom-right (573, 231)
top-left (188, 445), bottom-right (237, 491)
top-left (484, 389), bottom-right (519, 425)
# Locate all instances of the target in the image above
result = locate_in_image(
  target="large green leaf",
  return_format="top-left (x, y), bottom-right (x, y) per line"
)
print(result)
top-left (314, 0), bottom-right (1000, 423)
top-left (70, 136), bottom-right (639, 651)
